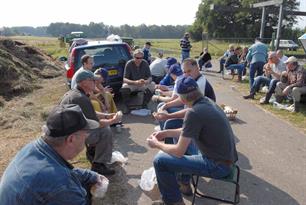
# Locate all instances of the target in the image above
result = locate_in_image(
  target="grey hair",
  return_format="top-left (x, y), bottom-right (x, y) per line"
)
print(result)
top-left (179, 88), bottom-right (203, 103)
top-left (133, 49), bottom-right (144, 57)
top-left (41, 125), bottom-right (69, 147)
top-left (182, 58), bottom-right (199, 70)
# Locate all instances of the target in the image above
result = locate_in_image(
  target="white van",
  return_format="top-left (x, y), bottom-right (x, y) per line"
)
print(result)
top-left (273, 39), bottom-right (299, 51)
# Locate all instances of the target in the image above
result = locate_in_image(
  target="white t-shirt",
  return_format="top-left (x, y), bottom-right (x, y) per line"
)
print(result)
top-left (196, 75), bottom-right (206, 95)
top-left (149, 58), bottom-right (167, 77)
top-left (280, 55), bottom-right (288, 63)
top-left (172, 75), bottom-right (184, 97)
top-left (71, 67), bottom-right (84, 89)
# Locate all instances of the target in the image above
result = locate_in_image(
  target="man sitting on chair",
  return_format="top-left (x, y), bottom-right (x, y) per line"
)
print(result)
top-left (120, 49), bottom-right (155, 113)
top-left (147, 76), bottom-right (238, 205)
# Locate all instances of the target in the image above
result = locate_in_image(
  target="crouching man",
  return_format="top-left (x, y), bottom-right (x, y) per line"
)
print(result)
top-left (0, 104), bottom-right (108, 205)
top-left (147, 77), bottom-right (238, 205)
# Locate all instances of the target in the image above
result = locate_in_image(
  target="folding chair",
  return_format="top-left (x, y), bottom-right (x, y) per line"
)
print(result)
top-left (191, 164), bottom-right (240, 205)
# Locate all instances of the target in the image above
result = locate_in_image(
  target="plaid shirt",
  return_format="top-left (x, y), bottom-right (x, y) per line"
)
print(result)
top-left (287, 65), bottom-right (306, 87)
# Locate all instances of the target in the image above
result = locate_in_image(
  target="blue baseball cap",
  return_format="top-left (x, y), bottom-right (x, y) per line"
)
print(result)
top-left (75, 70), bottom-right (99, 83)
top-left (166, 57), bottom-right (177, 68)
top-left (177, 76), bottom-right (198, 94)
top-left (94, 68), bottom-right (108, 81)
top-left (169, 64), bottom-right (183, 76)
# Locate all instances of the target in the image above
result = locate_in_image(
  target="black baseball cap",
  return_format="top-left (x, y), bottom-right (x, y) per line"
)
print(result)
top-left (46, 104), bottom-right (99, 137)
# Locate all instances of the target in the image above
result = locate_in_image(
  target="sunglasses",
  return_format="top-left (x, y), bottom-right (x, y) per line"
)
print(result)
top-left (135, 56), bottom-right (143, 59)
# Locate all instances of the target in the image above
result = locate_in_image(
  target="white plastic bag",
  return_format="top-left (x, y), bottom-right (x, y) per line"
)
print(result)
top-left (90, 178), bottom-right (109, 198)
top-left (139, 167), bottom-right (157, 191)
top-left (130, 109), bottom-right (151, 116)
top-left (108, 151), bottom-right (128, 164)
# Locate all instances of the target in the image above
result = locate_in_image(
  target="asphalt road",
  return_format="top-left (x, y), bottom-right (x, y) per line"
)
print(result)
top-left (94, 61), bottom-right (306, 205)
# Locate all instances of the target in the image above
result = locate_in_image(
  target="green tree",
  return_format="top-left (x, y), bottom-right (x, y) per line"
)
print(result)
top-left (190, 0), bottom-right (299, 41)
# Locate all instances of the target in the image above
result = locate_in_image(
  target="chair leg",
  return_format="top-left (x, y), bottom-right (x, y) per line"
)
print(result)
top-left (191, 175), bottom-right (199, 205)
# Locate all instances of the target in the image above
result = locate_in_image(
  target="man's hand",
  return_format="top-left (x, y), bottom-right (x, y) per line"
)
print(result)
top-left (282, 86), bottom-right (292, 96)
top-left (153, 112), bottom-right (169, 121)
top-left (146, 135), bottom-right (160, 149)
top-left (151, 131), bottom-right (167, 141)
top-left (95, 174), bottom-right (109, 186)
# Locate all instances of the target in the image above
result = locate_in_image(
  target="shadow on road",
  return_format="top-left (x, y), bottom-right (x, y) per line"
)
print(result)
top-left (184, 152), bottom-right (299, 205)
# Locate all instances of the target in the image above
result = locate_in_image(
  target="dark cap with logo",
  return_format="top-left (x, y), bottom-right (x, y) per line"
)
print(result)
top-left (177, 76), bottom-right (198, 94)
top-left (46, 104), bottom-right (99, 137)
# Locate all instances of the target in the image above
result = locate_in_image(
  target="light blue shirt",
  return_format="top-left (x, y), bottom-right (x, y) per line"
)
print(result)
top-left (246, 41), bottom-right (268, 64)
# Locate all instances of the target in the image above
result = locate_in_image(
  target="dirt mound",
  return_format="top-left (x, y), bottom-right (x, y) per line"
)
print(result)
top-left (0, 38), bottom-right (63, 100)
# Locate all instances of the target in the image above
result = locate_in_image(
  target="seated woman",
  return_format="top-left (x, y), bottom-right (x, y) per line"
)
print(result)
top-left (198, 47), bottom-right (212, 71)
top-left (218, 44), bottom-right (234, 73)
top-left (90, 68), bottom-right (117, 113)
top-left (225, 46), bottom-right (245, 82)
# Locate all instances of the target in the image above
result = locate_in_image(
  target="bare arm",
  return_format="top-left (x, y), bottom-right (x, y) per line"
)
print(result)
top-left (147, 133), bottom-right (191, 158)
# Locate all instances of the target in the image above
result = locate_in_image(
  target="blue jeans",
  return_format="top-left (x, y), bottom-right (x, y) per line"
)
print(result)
top-left (250, 76), bottom-right (271, 94)
top-left (227, 64), bottom-right (245, 76)
top-left (181, 51), bottom-right (190, 63)
top-left (154, 152), bottom-right (232, 204)
top-left (219, 59), bottom-right (226, 72)
top-left (249, 62), bottom-right (265, 88)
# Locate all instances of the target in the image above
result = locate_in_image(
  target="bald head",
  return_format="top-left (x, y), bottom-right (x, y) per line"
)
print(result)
top-left (276, 50), bottom-right (283, 58)
top-left (268, 51), bottom-right (279, 64)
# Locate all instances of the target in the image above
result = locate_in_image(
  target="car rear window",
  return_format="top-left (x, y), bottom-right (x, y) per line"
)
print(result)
top-left (75, 44), bottom-right (130, 69)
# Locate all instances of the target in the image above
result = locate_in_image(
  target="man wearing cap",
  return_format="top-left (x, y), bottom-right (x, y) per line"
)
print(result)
top-left (157, 57), bottom-right (178, 88)
top-left (180, 32), bottom-right (192, 63)
top-left (154, 58), bottom-right (216, 131)
top-left (120, 49), bottom-right (155, 112)
top-left (61, 69), bottom-right (120, 175)
top-left (152, 63), bottom-right (184, 103)
top-left (143, 41), bottom-right (152, 64)
top-left (274, 56), bottom-right (306, 112)
top-left (147, 77), bottom-right (238, 205)
top-left (0, 104), bottom-right (108, 205)
top-left (150, 50), bottom-right (167, 84)
top-left (243, 51), bottom-right (286, 103)
top-left (71, 54), bottom-right (94, 89)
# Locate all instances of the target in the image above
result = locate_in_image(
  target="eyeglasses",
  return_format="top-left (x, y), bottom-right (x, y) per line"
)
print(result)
top-left (134, 56), bottom-right (143, 59)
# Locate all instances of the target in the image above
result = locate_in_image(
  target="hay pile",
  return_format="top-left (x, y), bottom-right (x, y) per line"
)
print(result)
top-left (0, 39), bottom-right (63, 100)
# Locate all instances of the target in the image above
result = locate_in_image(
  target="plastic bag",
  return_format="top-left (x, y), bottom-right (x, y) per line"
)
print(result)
top-left (139, 167), bottom-right (157, 191)
top-left (108, 151), bottom-right (128, 164)
top-left (131, 109), bottom-right (151, 116)
top-left (90, 178), bottom-right (109, 198)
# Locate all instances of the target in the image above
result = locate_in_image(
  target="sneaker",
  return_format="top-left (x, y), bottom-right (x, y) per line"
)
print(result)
top-left (243, 93), bottom-right (255, 99)
top-left (259, 97), bottom-right (269, 104)
top-left (178, 182), bottom-right (193, 196)
top-left (91, 163), bottom-right (115, 175)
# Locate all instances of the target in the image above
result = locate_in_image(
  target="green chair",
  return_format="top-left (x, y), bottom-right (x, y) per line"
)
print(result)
top-left (191, 164), bottom-right (240, 205)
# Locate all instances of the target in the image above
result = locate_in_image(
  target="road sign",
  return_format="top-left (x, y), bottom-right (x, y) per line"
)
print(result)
top-left (252, 0), bottom-right (283, 8)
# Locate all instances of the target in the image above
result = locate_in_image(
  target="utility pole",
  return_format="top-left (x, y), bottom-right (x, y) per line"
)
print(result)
top-left (275, 2), bottom-right (284, 50)
top-left (260, 7), bottom-right (266, 39)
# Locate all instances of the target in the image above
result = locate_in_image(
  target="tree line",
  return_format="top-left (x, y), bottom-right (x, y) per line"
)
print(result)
top-left (0, 23), bottom-right (189, 39)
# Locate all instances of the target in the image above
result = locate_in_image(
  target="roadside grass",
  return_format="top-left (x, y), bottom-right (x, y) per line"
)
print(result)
top-left (235, 78), bottom-right (306, 134)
